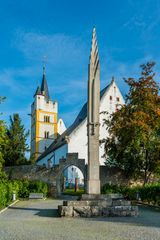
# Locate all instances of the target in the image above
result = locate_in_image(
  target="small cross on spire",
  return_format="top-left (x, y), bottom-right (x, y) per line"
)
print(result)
top-left (42, 55), bottom-right (47, 75)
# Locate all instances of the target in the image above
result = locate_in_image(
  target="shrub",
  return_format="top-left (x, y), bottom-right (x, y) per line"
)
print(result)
top-left (27, 180), bottom-right (48, 197)
top-left (18, 180), bottom-right (30, 198)
top-left (0, 180), bottom-right (48, 209)
top-left (101, 183), bottom-right (125, 195)
top-left (17, 180), bottom-right (48, 198)
top-left (138, 183), bottom-right (160, 204)
top-left (101, 182), bottom-right (160, 205)
top-left (0, 181), bottom-right (8, 208)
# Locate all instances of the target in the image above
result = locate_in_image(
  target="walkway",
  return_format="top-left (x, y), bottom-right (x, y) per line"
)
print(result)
top-left (0, 199), bottom-right (159, 240)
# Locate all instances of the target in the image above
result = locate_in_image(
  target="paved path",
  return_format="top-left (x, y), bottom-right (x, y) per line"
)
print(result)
top-left (0, 199), bottom-right (159, 240)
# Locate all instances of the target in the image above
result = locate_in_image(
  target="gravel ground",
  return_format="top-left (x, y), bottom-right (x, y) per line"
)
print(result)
top-left (0, 199), bottom-right (159, 240)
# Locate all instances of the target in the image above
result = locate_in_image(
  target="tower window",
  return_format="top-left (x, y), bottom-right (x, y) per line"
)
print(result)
top-left (44, 131), bottom-right (49, 138)
top-left (44, 116), bottom-right (50, 123)
top-left (116, 97), bottom-right (120, 102)
top-left (110, 96), bottom-right (112, 100)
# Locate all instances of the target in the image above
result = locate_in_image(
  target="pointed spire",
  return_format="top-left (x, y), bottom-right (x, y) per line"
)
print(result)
top-left (111, 76), bottom-right (115, 84)
top-left (41, 66), bottom-right (50, 100)
top-left (34, 86), bottom-right (41, 97)
top-left (89, 27), bottom-right (99, 77)
top-left (88, 27), bottom-right (100, 123)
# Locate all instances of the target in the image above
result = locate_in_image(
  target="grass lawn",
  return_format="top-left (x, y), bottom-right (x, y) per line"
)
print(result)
top-left (63, 188), bottom-right (85, 196)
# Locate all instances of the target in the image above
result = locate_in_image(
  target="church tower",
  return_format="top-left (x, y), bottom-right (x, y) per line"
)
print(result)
top-left (31, 67), bottom-right (58, 159)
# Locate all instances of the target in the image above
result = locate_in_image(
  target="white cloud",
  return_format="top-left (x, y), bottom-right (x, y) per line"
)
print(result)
top-left (14, 30), bottom-right (87, 67)
top-left (121, 0), bottom-right (160, 40)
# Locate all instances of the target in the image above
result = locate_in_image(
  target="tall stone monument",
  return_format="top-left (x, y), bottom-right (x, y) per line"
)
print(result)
top-left (87, 27), bottom-right (100, 194)
top-left (58, 28), bottom-right (138, 217)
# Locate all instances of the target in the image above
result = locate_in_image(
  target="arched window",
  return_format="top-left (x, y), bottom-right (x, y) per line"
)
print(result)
top-left (44, 116), bottom-right (50, 123)
top-left (44, 131), bottom-right (49, 138)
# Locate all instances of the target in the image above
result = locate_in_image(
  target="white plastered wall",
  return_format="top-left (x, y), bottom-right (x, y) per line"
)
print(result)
top-left (35, 95), bottom-right (58, 113)
top-left (68, 81), bottom-right (125, 165)
top-left (37, 144), bottom-right (68, 167)
top-left (58, 118), bottom-right (66, 135)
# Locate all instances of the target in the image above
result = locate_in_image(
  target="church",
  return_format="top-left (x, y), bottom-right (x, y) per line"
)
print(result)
top-left (31, 29), bottom-right (125, 175)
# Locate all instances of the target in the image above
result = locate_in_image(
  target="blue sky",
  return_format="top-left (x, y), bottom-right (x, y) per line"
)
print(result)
top-left (0, 0), bottom-right (160, 143)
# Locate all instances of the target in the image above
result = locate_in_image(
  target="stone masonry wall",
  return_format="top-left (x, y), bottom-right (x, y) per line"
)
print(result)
top-left (100, 166), bottom-right (128, 186)
top-left (4, 164), bottom-right (127, 196)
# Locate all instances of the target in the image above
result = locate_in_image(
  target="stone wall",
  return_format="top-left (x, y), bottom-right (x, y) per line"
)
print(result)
top-left (100, 166), bottom-right (128, 187)
top-left (4, 153), bottom-right (86, 197)
top-left (4, 165), bottom-right (57, 185)
top-left (4, 164), bottom-right (127, 196)
top-left (4, 165), bottom-right (57, 196)
top-left (4, 153), bottom-right (130, 197)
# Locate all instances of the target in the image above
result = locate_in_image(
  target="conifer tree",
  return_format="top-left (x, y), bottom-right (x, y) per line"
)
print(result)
top-left (4, 114), bottom-right (29, 166)
top-left (103, 62), bottom-right (160, 184)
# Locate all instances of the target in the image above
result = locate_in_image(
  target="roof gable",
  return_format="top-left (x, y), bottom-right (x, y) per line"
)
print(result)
top-left (37, 84), bottom-right (110, 162)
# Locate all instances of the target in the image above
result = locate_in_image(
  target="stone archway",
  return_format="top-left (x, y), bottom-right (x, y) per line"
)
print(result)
top-left (55, 153), bottom-right (86, 196)
top-left (4, 153), bottom-right (87, 197)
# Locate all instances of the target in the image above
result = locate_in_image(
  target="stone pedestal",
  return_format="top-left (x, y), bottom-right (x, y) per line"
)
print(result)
top-left (58, 194), bottom-right (138, 218)
top-left (87, 180), bottom-right (100, 195)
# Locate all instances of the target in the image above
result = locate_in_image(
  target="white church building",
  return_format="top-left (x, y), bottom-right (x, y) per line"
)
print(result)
top-left (36, 78), bottom-right (124, 167)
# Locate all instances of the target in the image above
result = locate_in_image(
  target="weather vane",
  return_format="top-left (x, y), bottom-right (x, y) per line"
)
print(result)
top-left (42, 55), bottom-right (48, 73)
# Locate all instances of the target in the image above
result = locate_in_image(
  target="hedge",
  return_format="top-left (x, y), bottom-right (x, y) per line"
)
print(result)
top-left (101, 182), bottom-right (160, 205)
top-left (0, 180), bottom-right (48, 209)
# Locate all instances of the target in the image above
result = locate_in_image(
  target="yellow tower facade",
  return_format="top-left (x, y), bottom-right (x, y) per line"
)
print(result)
top-left (31, 68), bottom-right (58, 159)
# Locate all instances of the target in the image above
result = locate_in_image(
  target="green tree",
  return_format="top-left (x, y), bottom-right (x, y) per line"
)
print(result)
top-left (4, 114), bottom-right (29, 166)
top-left (103, 62), bottom-right (160, 184)
top-left (0, 97), bottom-right (7, 178)
top-left (0, 120), bottom-right (7, 178)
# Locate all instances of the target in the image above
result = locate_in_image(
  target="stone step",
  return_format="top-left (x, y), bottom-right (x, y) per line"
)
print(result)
top-left (58, 204), bottom-right (138, 218)
top-left (103, 206), bottom-right (138, 217)
top-left (63, 199), bottom-right (112, 207)
top-left (81, 193), bottom-right (124, 201)
top-left (112, 199), bottom-right (131, 206)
